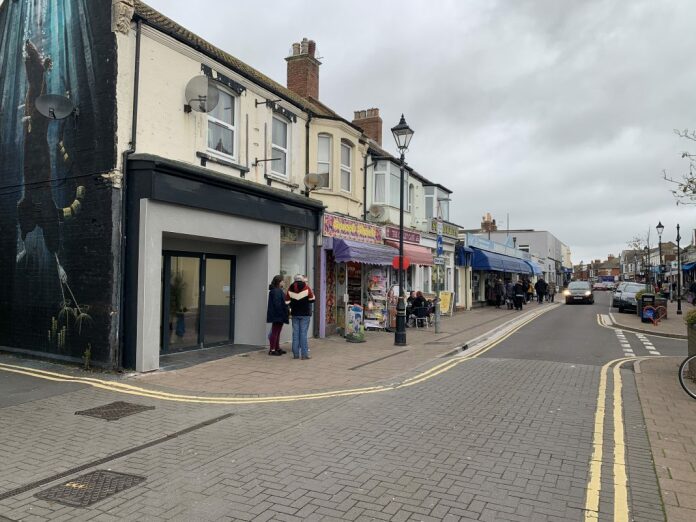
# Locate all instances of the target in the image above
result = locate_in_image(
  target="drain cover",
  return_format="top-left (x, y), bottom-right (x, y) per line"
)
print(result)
top-left (75, 401), bottom-right (154, 421)
top-left (35, 470), bottom-right (145, 507)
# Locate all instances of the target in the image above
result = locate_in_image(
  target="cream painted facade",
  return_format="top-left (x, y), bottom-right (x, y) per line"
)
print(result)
top-left (306, 118), bottom-right (366, 218)
top-left (116, 24), bottom-right (308, 193)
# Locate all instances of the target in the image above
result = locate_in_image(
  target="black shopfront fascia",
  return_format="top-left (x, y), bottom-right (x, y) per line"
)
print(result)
top-left (122, 154), bottom-right (324, 369)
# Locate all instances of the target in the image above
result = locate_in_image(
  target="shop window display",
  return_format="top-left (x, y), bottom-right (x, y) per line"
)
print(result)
top-left (281, 226), bottom-right (306, 288)
top-left (364, 268), bottom-right (388, 329)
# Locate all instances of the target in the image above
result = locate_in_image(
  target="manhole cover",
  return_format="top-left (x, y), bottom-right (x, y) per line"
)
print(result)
top-left (75, 401), bottom-right (154, 421)
top-left (35, 470), bottom-right (145, 507)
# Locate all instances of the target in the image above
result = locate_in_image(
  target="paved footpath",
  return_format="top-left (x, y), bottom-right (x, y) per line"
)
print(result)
top-left (0, 300), bottom-right (693, 521)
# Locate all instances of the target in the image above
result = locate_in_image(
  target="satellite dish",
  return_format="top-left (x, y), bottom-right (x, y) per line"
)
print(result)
top-left (35, 94), bottom-right (75, 120)
top-left (184, 75), bottom-right (219, 113)
top-left (368, 204), bottom-right (385, 219)
top-left (304, 173), bottom-right (321, 191)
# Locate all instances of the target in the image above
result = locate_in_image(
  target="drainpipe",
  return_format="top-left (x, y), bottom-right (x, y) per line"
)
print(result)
top-left (362, 151), bottom-right (368, 221)
top-left (117, 18), bottom-right (142, 369)
top-left (304, 112), bottom-right (312, 196)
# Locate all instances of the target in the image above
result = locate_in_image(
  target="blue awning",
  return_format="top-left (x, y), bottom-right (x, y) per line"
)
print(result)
top-left (455, 245), bottom-right (473, 266)
top-left (683, 261), bottom-right (696, 271)
top-left (470, 248), bottom-right (531, 274)
top-left (333, 238), bottom-right (398, 265)
top-left (526, 261), bottom-right (544, 276)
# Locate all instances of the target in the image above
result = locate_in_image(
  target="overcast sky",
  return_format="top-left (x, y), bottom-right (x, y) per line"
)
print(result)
top-left (144, 0), bottom-right (695, 264)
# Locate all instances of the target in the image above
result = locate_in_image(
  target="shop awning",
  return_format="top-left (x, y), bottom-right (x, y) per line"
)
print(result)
top-left (456, 245), bottom-right (473, 266)
top-left (683, 261), bottom-right (696, 271)
top-left (333, 238), bottom-right (398, 265)
top-left (526, 261), bottom-right (544, 276)
top-left (384, 241), bottom-right (433, 266)
top-left (470, 248), bottom-right (531, 274)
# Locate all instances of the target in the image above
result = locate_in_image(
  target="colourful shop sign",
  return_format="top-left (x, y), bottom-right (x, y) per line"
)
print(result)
top-left (385, 226), bottom-right (421, 244)
top-left (323, 213), bottom-right (382, 243)
top-left (428, 219), bottom-right (459, 238)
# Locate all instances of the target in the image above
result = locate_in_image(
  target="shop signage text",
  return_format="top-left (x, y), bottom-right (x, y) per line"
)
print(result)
top-left (323, 213), bottom-right (382, 243)
top-left (428, 219), bottom-right (458, 238)
top-left (385, 226), bottom-right (420, 244)
top-left (467, 233), bottom-right (532, 260)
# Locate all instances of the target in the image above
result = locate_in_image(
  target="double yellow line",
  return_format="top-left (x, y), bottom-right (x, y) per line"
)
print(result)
top-left (0, 306), bottom-right (555, 405)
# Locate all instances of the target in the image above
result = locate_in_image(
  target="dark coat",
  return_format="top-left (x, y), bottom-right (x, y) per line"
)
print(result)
top-left (267, 287), bottom-right (289, 324)
top-left (285, 281), bottom-right (315, 316)
top-left (535, 279), bottom-right (548, 295)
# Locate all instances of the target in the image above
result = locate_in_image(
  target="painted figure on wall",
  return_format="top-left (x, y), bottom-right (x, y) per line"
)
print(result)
top-left (0, 0), bottom-right (117, 364)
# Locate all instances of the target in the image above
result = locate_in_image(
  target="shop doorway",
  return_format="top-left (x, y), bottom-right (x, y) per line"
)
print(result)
top-left (160, 252), bottom-right (236, 352)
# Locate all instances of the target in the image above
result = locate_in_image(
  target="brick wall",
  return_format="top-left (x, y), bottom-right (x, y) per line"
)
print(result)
top-left (286, 38), bottom-right (320, 99)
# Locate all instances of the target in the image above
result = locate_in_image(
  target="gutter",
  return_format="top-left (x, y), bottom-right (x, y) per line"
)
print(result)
top-left (117, 19), bottom-right (142, 369)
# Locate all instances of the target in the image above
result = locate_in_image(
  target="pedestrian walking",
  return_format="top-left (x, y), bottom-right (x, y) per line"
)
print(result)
top-left (526, 280), bottom-right (534, 303)
top-left (505, 279), bottom-right (514, 309)
top-left (513, 279), bottom-right (526, 310)
top-left (494, 278), bottom-right (506, 309)
top-left (547, 281), bottom-right (556, 302)
top-left (534, 278), bottom-right (547, 304)
top-left (285, 274), bottom-right (315, 359)
top-left (266, 275), bottom-right (288, 356)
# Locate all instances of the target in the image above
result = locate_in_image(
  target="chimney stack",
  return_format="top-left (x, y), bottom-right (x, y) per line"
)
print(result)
top-left (352, 108), bottom-right (383, 145)
top-left (286, 37), bottom-right (321, 100)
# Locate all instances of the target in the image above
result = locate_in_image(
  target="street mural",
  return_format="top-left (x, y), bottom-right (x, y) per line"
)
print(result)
top-left (0, 0), bottom-right (116, 364)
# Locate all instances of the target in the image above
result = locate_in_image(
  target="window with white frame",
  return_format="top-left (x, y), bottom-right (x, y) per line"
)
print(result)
top-left (373, 161), bottom-right (387, 204)
top-left (408, 183), bottom-right (414, 212)
top-left (271, 115), bottom-right (290, 176)
top-left (424, 186), bottom-right (435, 218)
top-left (207, 88), bottom-right (235, 157)
top-left (388, 163), bottom-right (408, 208)
top-left (317, 134), bottom-right (331, 188)
top-left (340, 141), bottom-right (352, 192)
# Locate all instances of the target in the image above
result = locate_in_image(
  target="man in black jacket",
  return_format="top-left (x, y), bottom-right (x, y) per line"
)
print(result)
top-left (534, 278), bottom-right (547, 304)
top-left (285, 274), bottom-right (315, 359)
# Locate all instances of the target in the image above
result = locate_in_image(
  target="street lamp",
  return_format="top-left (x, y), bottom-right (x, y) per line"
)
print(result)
top-left (643, 246), bottom-right (650, 290)
top-left (656, 221), bottom-right (664, 285)
top-left (391, 114), bottom-right (414, 346)
top-left (677, 224), bottom-right (682, 315)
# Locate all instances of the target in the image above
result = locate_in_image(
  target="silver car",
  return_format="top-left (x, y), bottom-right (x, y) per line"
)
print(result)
top-left (563, 281), bottom-right (594, 304)
top-left (615, 282), bottom-right (646, 313)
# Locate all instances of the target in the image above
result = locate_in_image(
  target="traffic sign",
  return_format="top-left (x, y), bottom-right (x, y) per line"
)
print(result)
top-left (436, 235), bottom-right (444, 256)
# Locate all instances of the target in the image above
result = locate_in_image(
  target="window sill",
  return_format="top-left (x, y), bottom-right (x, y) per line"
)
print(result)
top-left (197, 152), bottom-right (250, 176)
top-left (265, 172), bottom-right (300, 189)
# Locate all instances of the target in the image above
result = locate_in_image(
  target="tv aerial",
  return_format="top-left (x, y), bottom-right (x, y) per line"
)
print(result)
top-left (184, 75), bottom-right (219, 113)
top-left (35, 94), bottom-right (77, 120)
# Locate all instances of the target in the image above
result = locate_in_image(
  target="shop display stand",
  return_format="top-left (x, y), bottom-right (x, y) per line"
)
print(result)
top-left (364, 269), bottom-right (388, 330)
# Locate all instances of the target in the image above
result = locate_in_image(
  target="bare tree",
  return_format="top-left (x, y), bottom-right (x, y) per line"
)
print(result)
top-left (664, 129), bottom-right (696, 205)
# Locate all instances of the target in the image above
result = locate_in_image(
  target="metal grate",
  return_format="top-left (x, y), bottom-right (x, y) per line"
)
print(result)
top-left (35, 470), bottom-right (145, 507)
top-left (75, 401), bottom-right (154, 421)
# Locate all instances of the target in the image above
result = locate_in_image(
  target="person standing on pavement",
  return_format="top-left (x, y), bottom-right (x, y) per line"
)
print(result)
top-left (547, 281), bottom-right (556, 302)
top-left (526, 280), bottom-right (534, 303)
top-left (534, 278), bottom-right (547, 304)
top-left (505, 279), bottom-right (514, 309)
top-left (494, 278), bottom-right (506, 309)
top-left (513, 279), bottom-right (526, 310)
top-left (285, 274), bottom-right (315, 359)
top-left (266, 275), bottom-right (288, 356)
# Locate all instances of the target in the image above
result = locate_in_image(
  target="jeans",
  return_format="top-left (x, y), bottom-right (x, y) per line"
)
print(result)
top-left (291, 315), bottom-right (311, 358)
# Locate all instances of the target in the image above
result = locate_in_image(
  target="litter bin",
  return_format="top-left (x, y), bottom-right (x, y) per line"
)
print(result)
top-left (640, 293), bottom-right (655, 323)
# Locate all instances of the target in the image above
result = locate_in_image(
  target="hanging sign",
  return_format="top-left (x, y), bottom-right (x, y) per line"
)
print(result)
top-left (385, 226), bottom-right (421, 244)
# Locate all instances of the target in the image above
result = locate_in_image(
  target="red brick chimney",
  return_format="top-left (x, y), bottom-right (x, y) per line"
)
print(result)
top-left (286, 38), bottom-right (321, 100)
top-left (352, 108), bottom-right (383, 146)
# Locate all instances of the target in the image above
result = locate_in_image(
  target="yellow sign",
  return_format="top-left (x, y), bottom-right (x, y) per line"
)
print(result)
top-left (439, 291), bottom-right (453, 315)
top-left (429, 220), bottom-right (458, 238)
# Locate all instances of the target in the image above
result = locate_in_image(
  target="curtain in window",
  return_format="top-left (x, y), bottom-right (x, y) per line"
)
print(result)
top-left (318, 135), bottom-right (331, 174)
top-left (374, 172), bottom-right (385, 202)
top-left (210, 90), bottom-right (234, 124)
top-left (208, 122), bottom-right (233, 156)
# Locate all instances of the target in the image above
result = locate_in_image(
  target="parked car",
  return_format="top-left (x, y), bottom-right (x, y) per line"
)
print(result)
top-left (611, 282), bottom-right (629, 308)
top-left (593, 281), bottom-right (608, 291)
top-left (615, 282), bottom-right (647, 313)
top-left (564, 281), bottom-right (594, 304)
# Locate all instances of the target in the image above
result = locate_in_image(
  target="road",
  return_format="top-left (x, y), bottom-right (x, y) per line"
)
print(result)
top-left (0, 292), bottom-right (686, 521)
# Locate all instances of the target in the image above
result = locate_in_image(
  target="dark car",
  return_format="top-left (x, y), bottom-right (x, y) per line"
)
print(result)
top-left (615, 282), bottom-right (646, 313)
top-left (564, 281), bottom-right (594, 304)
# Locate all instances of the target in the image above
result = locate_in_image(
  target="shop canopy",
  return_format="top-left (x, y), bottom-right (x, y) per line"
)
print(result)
top-left (470, 247), bottom-right (531, 274)
top-left (333, 238), bottom-right (398, 265)
top-left (384, 241), bottom-right (433, 266)
top-left (526, 260), bottom-right (544, 276)
top-left (456, 245), bottom-right (474, 266)
top-left (683, 261), bottom-right (696, 271)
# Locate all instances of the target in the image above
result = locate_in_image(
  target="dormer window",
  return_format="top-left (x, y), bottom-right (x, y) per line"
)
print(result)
top-left (207, 88), bottom-right (236, 158)
top-left (272, 115), bottom-right (290, 176)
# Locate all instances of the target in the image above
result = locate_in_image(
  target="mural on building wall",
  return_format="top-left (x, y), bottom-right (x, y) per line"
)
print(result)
top-left (0, 0), bottom-right (117, 364)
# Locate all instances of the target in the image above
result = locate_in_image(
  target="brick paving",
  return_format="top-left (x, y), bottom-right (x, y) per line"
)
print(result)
top-left (635, 357), bottom-right (696, 522)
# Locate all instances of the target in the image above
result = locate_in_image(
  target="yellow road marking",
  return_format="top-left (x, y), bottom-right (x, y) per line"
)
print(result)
top-left (583, 357), bottom-right (639, 521)
top-left (0, 306), bottom-right (557, 405)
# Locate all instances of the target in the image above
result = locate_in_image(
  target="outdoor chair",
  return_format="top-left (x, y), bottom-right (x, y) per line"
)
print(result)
top-left (413, 306), bottom-right (430, 328)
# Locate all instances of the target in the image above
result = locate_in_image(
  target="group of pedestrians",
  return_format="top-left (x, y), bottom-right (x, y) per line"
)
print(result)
top-left (266, 274), bottom-right (315, 359)
top-left (494, 277), bottom-right (556, 311)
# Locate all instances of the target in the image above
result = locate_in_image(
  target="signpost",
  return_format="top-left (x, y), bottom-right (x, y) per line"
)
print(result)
top-left (435, 219), bottom-right (443, 333)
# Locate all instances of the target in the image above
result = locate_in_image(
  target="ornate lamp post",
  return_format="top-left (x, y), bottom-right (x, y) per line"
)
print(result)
top-left (643, 246), bottom-right (650, 290)
top-left (677, 224), bottom-right (683, 315)
top-left (656, 221), bottom-right (664, 285)
top-left (391, 114), bottom-right (414, 346)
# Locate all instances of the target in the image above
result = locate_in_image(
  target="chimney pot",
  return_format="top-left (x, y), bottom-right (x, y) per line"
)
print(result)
top-left (291, 42), bottom-right (300, 56)
top-left (300, 37), bottom-right (309, 54)
top-left (308, 40), bottom-right (316, 57)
